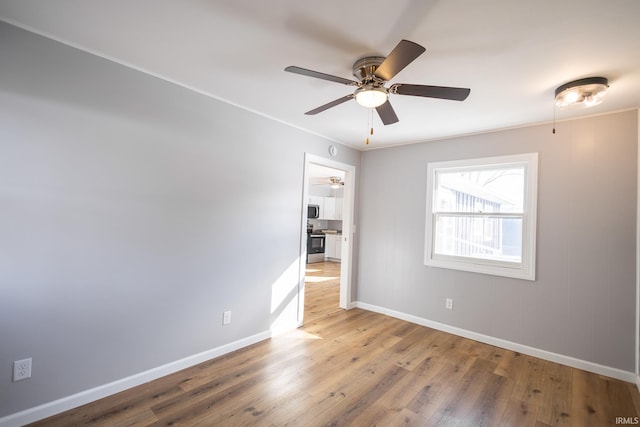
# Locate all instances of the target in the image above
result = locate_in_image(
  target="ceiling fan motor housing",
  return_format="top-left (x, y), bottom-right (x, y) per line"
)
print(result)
top-left (352, 56), bottom-right (386, 83)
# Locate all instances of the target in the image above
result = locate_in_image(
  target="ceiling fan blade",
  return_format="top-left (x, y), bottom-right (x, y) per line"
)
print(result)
top-left (392, 84), bottom-right (470, 101)
top-left (285, 66), bottom-right (357, 86)
top-left (375, 100), bottom-right (399, 125)
top-left (305, 94), bottom-right (355, 115)
top-left (374, 40), bottom-right (426, 82)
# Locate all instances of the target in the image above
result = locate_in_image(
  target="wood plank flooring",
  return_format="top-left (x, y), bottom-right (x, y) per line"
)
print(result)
top-left (30, 261), bottom-right (640, 426)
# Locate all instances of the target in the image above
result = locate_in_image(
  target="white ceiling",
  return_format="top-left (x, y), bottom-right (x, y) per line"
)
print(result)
top-left (1, 0), bottom-right (639, 150)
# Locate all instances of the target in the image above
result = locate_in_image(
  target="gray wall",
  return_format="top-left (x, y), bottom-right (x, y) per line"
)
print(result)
top-left (358, 110), bottom-right (637, 373)
top-left (0, 21), bottom-right (360, 417)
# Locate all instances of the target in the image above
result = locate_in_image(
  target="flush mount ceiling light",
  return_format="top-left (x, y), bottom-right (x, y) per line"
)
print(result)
top-left (554, 77), bottom-right (609, 108)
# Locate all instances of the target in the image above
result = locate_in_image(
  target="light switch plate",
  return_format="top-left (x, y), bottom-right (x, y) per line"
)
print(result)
top-left (445, 298), bottom-right (454, 310)
top-left (223, 311), bottom-right (232, 325)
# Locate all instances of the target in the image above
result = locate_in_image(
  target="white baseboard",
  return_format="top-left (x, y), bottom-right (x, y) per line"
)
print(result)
top-left (0, 331), bottom-right (271, 427)
top-left (355, 301), bottom-right (636, 383)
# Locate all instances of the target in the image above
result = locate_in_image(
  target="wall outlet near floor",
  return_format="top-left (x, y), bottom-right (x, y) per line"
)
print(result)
top-left (13, 358), bottom-right (32, 382)
top-left (222, 311), bottom-right (232, 325)
top-left (445, 298), bottom-right (454, 310)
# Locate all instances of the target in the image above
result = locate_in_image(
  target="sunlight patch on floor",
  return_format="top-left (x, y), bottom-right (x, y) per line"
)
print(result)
top-left (276, 328), bottom-right (323, 340)
top-left (304, 276), bottom-right (339, 283)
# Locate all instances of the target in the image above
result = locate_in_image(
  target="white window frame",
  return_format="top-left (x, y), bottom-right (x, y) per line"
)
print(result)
top-left (424, 153), bottom-right (538, 281)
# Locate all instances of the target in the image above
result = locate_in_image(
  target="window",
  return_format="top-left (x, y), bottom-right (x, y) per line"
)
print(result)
top-left (425, 153), bottom-right (538, 280)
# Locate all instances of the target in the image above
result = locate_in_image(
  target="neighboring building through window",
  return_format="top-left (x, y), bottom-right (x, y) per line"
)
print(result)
top-left (425, 153), bottom-right (538, 280)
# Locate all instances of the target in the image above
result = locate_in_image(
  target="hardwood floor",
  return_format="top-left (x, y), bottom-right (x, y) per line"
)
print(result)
top-left (30, 261), bottom-right (640, 426)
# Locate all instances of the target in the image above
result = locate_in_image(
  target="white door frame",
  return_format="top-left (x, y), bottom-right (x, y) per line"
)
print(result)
top-left (298, 153), bottom-right (356, 324)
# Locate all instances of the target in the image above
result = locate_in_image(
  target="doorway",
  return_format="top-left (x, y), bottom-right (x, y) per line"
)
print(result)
top-left (298, 153), bottom-right (356, 325)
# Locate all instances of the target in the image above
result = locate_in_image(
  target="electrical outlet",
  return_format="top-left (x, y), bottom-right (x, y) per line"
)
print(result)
top-left (445, 298), bottom-right (454, 310)
top-left (222, 311), bottom-right (232, 325)
top-left (13, 358), bottom-right (32, 382)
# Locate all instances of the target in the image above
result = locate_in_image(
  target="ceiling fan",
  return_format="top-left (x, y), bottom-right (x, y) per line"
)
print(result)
top-left (285, 39), bottom-right (470, 125)
top-left (311, 176), bottom-right (344, 188)
top-left (329, 176), bottom-right (344, 188)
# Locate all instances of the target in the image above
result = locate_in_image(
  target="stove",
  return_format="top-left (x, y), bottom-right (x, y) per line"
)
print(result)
top-left (306, 228), bottom-right (325, 264)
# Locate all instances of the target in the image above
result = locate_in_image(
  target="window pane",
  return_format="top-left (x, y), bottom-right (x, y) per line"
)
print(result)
top-left (426, 153), bottom-right (537, 280)
top-left (435, 166), bottom-right (525, 213)
top-left (434, 215), bottom-right (522, 263)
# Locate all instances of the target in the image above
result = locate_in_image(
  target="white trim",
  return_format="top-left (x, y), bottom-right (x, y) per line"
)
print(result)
top-left (424, 153), bottom-right (538, 281)
top-left (0, 331), bottom-right (271, 427)
top-left (355, 301), bottom-right (636, 383)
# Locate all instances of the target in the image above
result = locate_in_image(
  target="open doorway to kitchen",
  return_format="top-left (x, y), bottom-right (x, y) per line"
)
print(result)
top-left (298, 153), bottom-right (356, 325)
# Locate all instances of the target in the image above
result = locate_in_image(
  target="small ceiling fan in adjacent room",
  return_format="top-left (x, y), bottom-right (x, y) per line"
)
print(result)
top-left (328, 176), bottom-right (344, 189)
top-left (311, 176), bottom-right (344, 188)
top-left (285, 39), bottom-right (471, 125)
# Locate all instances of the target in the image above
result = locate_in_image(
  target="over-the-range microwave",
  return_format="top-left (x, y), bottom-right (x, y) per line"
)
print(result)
top-left (308, 204), bottom-right (320, 219)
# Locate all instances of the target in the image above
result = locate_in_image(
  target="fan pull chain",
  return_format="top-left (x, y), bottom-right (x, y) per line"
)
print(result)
top-left (552, 103), bottom-right (556, 134)
top-left (366, 108), bottom-right (374, 145)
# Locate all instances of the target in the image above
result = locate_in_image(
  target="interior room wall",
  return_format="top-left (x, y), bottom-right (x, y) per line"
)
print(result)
top-left (0, 21), bottom-right (360, 419)
top-left (358, 110), bottom-right (638, 375)
top-left (637, 108), bottom-right (640, 384)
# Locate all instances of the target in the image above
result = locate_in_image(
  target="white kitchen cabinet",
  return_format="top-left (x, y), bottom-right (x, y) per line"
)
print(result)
top-left (321, 197), bottom-right (343, 220)
top-left (324, 234), bottom-right (335, 259)
top-left (323, 197), bottom-right (336, 220)
top-left (324, 234), bottom-right (342, 261)
top-left (334, 197), bottom-right (343, 220)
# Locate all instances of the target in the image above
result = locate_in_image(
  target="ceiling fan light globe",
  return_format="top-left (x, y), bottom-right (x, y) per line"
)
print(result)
top-left (355, 87), bottom-right (388, 108)
top-left (329, 176), bottom-right (343, 189)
